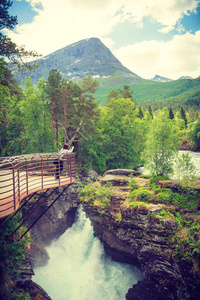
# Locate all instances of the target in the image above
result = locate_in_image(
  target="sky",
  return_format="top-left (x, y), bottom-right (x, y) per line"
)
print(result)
top-left (5, 0), bottom-right (200, 80)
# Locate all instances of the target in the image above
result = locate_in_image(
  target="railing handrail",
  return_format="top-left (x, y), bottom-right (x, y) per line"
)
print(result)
top-left (0, 152), bottom-right (76, 218)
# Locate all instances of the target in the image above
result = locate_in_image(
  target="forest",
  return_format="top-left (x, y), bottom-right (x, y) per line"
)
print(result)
top-left (1, 58), bottom-right (200, 177)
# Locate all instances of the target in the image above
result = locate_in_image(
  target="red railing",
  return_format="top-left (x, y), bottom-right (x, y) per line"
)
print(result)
top-left (0, 153), bottom-right (76, 218)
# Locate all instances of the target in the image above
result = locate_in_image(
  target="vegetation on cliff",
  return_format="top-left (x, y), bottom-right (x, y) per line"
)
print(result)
top-left (79, 170), bottom-right (200, 299)
top-left (0, 214), bottom-right (30, 299)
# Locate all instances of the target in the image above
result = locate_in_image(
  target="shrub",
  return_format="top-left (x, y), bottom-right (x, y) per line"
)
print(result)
top-left (129, 177), bottom-right (138, 191)
top-left (79, 183), bottom-right (112, 209)
top-left (0, 215), bottom-right (29, 299)
top-left (156, 189), bottom-right (175, 204)
top-left (129, 187), bottom-right (153, 202)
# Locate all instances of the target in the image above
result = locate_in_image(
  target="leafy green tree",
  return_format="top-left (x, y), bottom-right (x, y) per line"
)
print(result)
top-left (60, 80), bottom-right (82, 144)
top-left (142, 109), bottom-right (179, 176)
top-left (100, 97), bottom-right (143, 170)
top-left (174, 152), bottom-right (196, 180)
top-left (19, 76), bottom-right (52, 153)
top-left (0, 59), bottom-right (24, 156)
top-left (0, 215), bottom-right (29, 299)
top-left (73, 76), bottom-right (100, 166)
top-left (46, 69), bottom-right (62, 147)
top-left (108, 85), bottom-right (134, 102)
top-left (189, 118), bottom-right (200, 149)
top-left (0, 0), bottom-right (39, 69)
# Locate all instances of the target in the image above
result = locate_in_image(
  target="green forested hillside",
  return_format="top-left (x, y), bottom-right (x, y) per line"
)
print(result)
top-left (94, 72), bottom-right (200, 108)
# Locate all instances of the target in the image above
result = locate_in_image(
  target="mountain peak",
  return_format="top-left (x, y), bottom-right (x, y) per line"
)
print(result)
top-left (150, 74), bottom-right (173, 82)
top-left (13, 37), bottom-right (135, 83)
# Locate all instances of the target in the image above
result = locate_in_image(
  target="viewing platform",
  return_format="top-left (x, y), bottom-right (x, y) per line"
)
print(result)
top-left (0, 153), bottom-right (76, 218)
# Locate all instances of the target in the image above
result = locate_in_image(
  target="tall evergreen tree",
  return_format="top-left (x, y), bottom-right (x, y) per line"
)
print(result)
top-left (138, 106), bottom-right (144, 119)
top-left (46, 69), bottom-right (62, 147)
top-left (180, 106), bottom-right (187, 128)
top-left (148, 105), bottom-right (153, 119)
top-left (169, 107), bottom-right (174, 119)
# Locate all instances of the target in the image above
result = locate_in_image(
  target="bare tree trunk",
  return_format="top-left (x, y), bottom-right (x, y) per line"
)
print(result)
top-left (56, 119), bottom-right (58, 149)
top-left (51, 99), bottom-right (54, 146)
top-left (78, 131), bottom-right (81, 166)
top-left (64, 102), bottom-right (67, 144)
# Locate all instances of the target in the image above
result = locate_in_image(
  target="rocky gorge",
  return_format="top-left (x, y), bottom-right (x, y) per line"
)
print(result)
top-left (19, 169), bottom-right (200, 299)
top-left (80, 169), bottom-right (200, 300)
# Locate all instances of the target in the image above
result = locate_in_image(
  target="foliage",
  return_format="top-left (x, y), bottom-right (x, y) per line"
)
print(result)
top-left (0, 215), bottom-right (29, 299)
top-left (19, 76), bottom-right (52, 154)
top-left (189, 118), bottom-right (200, 150)
top-left (168, 107), bottom-right (174, 119)
top-left (100, 97), bottom-right (144, 170)
top-left (180, 106), bottom-right (187, 128)
top-left (108, 85), bottom-right (134, 102)
top-left (94, 74), bottom-right (200, 109)
top-left (0, 0), bottom-right (39, 69)
top-left (0, 59), bottom-right (24, 156)
top-left (170, 218), bottom-right (200, 267)
top-left (129, 187), bottom-right (153, 203)
top-left (173, 152), bottom-right (196, 180)
top-left (142, 109), bottom-right (179, 176)
top-left (129, 176), bottom-right (138, 191)
top-left (79, 183), bottom-right (112, 210)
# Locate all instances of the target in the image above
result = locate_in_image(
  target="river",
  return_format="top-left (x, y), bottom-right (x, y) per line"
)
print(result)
top-left (33, 207), bottom-right (143, 300)
top-left (139, 150), bottom-right (200, 177)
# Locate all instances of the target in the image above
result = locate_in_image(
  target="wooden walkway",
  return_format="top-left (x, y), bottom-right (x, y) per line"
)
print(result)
top-left (0, 153), bottom-right (76, 218)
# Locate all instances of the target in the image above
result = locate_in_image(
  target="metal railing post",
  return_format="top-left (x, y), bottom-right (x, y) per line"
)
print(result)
top-left (12, 165), bottom-right (16, 211)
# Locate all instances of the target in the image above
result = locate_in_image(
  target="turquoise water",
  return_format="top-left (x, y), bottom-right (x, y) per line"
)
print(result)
top-left (33, 207), bottom-right (143, 300)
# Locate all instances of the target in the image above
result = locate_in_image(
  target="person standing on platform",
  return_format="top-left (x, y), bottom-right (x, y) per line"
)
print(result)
top-left (54, 144), bottom-right (74, 179)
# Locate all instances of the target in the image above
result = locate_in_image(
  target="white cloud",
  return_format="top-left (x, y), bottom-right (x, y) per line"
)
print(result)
top-left (7, 0), bottom-right (199, 56)
top-left (120, 0), bottom-right (199, 32)
top-left (114, 31), bottom-right (200, 79)
top-left (5, 0), bottom-right (200, 79)
top-left (7, 0), bottom-right (123, 56)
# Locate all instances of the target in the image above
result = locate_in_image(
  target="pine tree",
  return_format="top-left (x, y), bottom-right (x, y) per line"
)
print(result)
top-left (46, 69), bottom-right (62, 147)
top-left (169, 107), bottom-right (174, 119)
top-left (148, 106), bottom-right (153, 119)
top-left (138, 106), bottom-right (144, 119)
top-left (180, 106), bottom-right (187, 128)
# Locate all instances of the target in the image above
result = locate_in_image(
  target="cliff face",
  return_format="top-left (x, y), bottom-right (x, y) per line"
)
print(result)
top-left (24, 170), bottom-right (98, 267)
top-left (81, 170), bottom-right (200, 300)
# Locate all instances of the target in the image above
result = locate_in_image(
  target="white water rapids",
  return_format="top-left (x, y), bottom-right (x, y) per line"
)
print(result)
top-left (33, 207), bottom-right (143, 300)
top-left (33, 151), bottom-right (200, 300)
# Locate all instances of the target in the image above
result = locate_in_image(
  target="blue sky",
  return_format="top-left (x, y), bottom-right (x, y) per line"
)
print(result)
top-left (6, 0), bottom-right (200, 79)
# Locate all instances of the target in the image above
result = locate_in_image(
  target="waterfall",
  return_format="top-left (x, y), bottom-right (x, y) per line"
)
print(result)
top-left (33, 206), bottom-right (143, 300)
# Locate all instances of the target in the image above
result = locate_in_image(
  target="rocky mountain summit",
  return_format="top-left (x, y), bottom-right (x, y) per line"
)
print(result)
top-left (150, 74), bottom-right (173, 82)
top-left (13, 37), bottom-right (136, 84)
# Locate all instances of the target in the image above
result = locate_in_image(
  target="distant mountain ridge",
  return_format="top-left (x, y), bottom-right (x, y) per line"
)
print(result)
top-left (151, 74), bottom-right (194, 82)
top-left (13, 37), bottom-right (136, 84)
top-left (150, 75), bottom-right (173, 82)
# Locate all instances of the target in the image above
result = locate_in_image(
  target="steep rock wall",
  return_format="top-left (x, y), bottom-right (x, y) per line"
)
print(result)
top-left (81, 170), bottom-right (200, 300)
